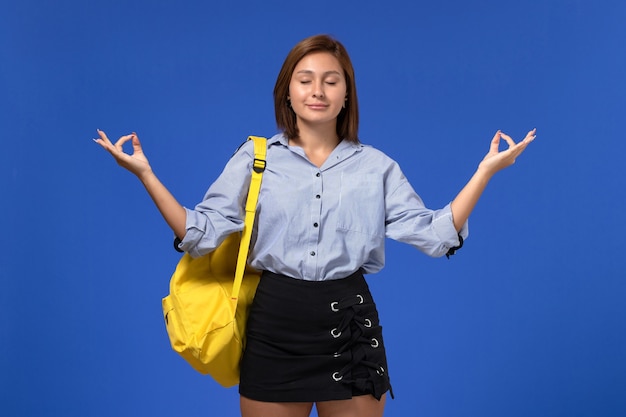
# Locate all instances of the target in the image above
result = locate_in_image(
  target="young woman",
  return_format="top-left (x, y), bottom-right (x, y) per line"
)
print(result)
top-left (95, 34), bottom-right (535, 417)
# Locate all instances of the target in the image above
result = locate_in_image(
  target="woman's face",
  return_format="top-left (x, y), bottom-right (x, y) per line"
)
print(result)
top-left (288, 52), bottom-right (347, 131)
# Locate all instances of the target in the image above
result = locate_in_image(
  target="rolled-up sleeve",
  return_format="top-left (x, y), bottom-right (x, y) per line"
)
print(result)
top-left (177, 141), bottom-right (254, 257)
top-left (430, 202), bottom-right (469, 254)
top-left (384, 163), bottom-right (469, 258)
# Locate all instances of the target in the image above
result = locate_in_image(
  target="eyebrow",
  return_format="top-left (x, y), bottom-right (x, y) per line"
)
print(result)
top-left (295, 70), bottom-right (342, 76)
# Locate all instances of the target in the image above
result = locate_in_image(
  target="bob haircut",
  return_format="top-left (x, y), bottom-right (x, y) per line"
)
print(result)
top-left (274, 34), bottom-right (359, 143)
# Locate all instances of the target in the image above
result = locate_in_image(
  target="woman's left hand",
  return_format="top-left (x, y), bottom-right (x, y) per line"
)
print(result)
top-left (478, 128), bottom-right (536, 177)
top-left (450, 128), bottom-right (537, 231)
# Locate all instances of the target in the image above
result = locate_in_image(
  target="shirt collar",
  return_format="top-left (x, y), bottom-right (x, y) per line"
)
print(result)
top-left (270, 132), bottom-right (363, 152)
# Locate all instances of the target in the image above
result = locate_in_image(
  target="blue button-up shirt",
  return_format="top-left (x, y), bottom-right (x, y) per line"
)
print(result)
top-left (179, 133), bottom-right (468, 281)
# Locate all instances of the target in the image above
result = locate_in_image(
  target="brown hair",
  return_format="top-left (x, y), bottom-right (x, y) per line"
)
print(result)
top-left (274, 34), bottom-right (359, 143)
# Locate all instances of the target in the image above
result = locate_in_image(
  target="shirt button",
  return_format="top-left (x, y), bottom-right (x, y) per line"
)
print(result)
top-left (316, 172), bottom-right (321, 177)
top-left (315, 194), bottom-right (321, 199)
top-left (313, 222), bottom-right (319, 227)
top-left (310, 251), bottom-right (316, 256)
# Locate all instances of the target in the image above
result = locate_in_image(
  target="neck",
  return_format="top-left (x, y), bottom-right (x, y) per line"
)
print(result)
top-left (289, 121), bottom-right (340, 168)
top-left (290, 120), bottom-right (340, 150)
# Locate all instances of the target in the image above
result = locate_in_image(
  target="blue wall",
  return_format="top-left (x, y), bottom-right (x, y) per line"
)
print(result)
top-left (2, 1), bottom-right (625, 416)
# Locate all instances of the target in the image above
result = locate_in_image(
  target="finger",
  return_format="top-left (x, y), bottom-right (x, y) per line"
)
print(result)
top-left (489, 130), bottom-right (501, 153)
top-left (114, 134), bottom-right (135, 152)
top-left (514, 130), bottom-right (536, 151)
top-left (96, 129), bottom-right (114, 146)
top-left (93, 137), bottom-right (107, 150)
top-left (131, 132), bottom-right (143, 153)
top-left (523, 128), bottom-right (537, 143)
top-left (93, 137), bottom-right (108, 148)
top-left (499, 132), bottom-right (517, 148)
top-left (508, 136), bottom-right (535, 162)
top-left (93, 130), bottom-right (117, 152)
top-left (511, 140), bottom-right (529, 156)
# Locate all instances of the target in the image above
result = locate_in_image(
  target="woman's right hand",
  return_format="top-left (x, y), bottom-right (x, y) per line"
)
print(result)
top-left (93, 130), bottom-right (152, 179)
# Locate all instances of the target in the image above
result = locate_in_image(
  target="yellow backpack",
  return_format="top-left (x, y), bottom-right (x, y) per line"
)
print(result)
top-left (162, 136), bottom-right (266, 387)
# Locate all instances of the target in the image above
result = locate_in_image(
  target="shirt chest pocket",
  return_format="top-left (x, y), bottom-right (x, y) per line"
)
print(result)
top-left (336, 174), bottom-right (385, 238)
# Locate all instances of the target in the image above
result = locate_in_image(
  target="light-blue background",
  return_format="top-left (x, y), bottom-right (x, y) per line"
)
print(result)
top-left (2, 1), bottom-right (624, 416)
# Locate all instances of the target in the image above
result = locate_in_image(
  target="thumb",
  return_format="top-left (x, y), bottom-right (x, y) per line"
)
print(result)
top-left (131, 133), bottom-right (143, 153)
top-left (489, 130), bottom-right (501, 153)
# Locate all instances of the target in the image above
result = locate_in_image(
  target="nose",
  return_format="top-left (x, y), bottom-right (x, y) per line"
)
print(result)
top-left (312, 81), bottom-right (325, 98)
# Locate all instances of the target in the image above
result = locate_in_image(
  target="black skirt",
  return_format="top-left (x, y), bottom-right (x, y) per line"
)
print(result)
top-left (239, 270), bottom-right (392, 402)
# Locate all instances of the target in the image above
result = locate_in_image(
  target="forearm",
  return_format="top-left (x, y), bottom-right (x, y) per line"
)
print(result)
top-left (139, 171), bottom-right (187, 239)
top-left (450, 169), bottom-right (493, 232)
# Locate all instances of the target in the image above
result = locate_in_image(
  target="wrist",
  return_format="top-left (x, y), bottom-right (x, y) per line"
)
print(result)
top-left (138, 169), bottom-right (157, 185)
top-left (474, 166), bottom-right (495, 183)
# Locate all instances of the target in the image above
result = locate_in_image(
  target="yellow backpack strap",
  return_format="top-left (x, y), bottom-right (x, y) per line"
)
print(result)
top-left (231, 136), bottom-right (267, 301)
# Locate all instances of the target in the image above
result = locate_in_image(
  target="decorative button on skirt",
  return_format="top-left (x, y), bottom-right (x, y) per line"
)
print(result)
top-left (239, 270), bottom-right (393, 402)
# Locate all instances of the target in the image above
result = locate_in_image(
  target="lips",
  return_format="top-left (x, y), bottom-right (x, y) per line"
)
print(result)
top-left (306, 103), bottom-right (328, 110)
